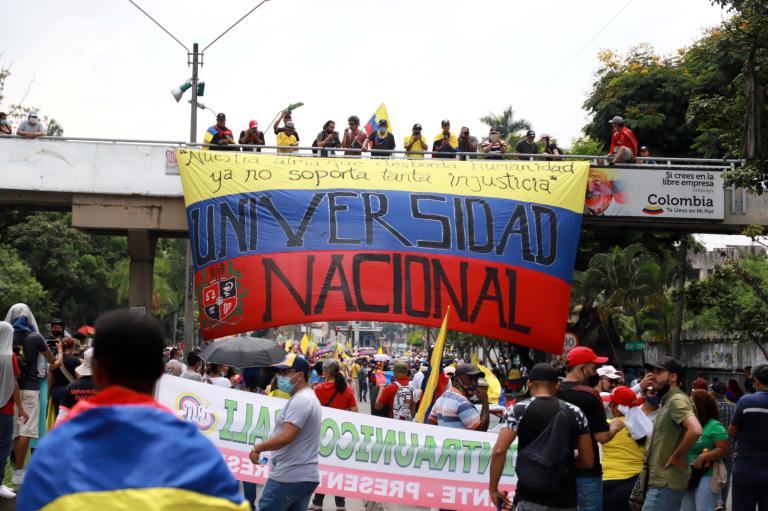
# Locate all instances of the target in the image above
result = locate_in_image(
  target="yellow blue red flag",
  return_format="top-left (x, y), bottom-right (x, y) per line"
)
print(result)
top-left (364, 103), bottom-right (392, 136)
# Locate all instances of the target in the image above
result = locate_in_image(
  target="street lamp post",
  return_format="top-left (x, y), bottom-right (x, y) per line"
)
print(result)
top-left (128, 0), bottom-right (273, 355)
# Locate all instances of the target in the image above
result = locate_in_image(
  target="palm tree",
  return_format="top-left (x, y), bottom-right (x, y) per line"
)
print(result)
top-left (479, 105), bottom-right (531, 142)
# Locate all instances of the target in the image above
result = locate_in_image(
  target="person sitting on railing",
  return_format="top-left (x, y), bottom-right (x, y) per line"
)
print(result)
top-left (0, 112), bottom-right (12, 136)
top-left (404, 123), bottom-right (429, 159)
top-left (606, 115), bottom-right (638, 165)
top-left (341, 115), bottom-right (366, 157)
top-left (457, 127), bottom-right (477, 161)
top-left (15, 112), bottom-right (45, 139)
top-left (238, 120), bottom-right (264, 152)
top-left (364, 119), bottom-right (395, 158)
top-left (203, 113), bottom-right (236, 151)
top-left (481, 127), bottom-right (507, 159)
top-left (274, 110), bottom-right (300, 153)
top-left (515, 129), bottom-right (539, 160)
top-left (313, 120), bottom-right (340, 157)
top-left (432, 119), bottom-right (458, 159)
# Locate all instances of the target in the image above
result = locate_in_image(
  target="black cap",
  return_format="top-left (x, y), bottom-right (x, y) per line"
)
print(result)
top-left (50, 318), bottom-right (64, 327)
top-left (526, 129), bottom-right (535, 137)
top-left (412, 123), bottom-right (422, 131)
top-left (644, 356), bottom-right (684, 377)
top-left (454, 363), bottom-right (482, 378)
top-left (377, 119), bottom-right (388, 127)
top-left (441, 119), bottom-right (450, 126)
top-left (216, 113), bottom-right (226, 120)
top-left (529, 363), bottom-right (558, 382)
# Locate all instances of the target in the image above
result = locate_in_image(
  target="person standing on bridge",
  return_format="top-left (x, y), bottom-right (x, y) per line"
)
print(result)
top-left (239, 120), bottom-right (265, 152)
top-left (0, 112), bottom-right (12, 136)
top-left (204, 113), bottom-right (236, 151)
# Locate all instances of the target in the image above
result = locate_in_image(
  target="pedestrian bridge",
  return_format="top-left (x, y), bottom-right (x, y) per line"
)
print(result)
top-left (1, 136), bottom-right (765, 310)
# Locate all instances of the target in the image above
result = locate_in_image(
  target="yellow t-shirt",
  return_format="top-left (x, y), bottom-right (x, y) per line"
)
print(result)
top-left (351, 363), bottom-right (360, 378)
top-left (276, 131), bottom-right (298, 153)
top-left (404, 135), bottom-right (429, 158)
top-left (602, 418), bottom-right (646, 481)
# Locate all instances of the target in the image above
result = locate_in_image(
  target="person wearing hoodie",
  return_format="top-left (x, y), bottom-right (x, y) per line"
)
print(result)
top-left (4, 304), bottom-right (56, 485)
top-left (0, 322), bottom-right (28, 498)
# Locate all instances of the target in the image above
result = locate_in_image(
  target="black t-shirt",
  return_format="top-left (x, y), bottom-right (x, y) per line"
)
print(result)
top-left (61, 376), bottom-right (97, 409)
top-left (13, 331), bottom-right (49, 391)
top-left (238, 130), bottom-right (263, 152)
top-left (315, 130), bottom-right (340, 157)
top-left (367, 132), bottom-right (396, 157)
top-left (52, 354), bottom-right (81, 388)
top-left (556, 381), bottom-right (609, 477)
top-left (515, 140), bottom-right (539, 155)
top-left (432, 138), bottom-right (456, 159)
top-left (506, 396), bottom-right (588, 508)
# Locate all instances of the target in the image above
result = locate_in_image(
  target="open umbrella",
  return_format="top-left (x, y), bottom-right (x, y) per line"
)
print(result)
top-left (199, 337), bottom-right (285, 368)
top-left (373, 353), bottom-right (391, 362)
top-left (77, 326), bottom-right (96, 335)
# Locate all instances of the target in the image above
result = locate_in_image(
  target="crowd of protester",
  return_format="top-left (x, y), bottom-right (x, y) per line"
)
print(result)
top-left (1, 302), bottom-right (765, 510)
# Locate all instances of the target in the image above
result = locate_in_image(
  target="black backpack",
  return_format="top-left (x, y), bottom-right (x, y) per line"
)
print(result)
top-left (515, 400), bottom-right (572, 492)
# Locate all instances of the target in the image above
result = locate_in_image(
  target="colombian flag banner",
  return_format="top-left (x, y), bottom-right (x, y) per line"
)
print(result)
top-left (176, 150), bottom-right (590, 353)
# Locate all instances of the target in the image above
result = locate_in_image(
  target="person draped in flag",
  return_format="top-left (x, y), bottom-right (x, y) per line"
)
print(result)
top-left (18, 309), bottom-right (247, 511)
top-left (203, 113), bottom-right (236, 151)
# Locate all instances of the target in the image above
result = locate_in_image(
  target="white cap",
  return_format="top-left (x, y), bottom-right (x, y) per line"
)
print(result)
top-left (597, 365), bottom-right (622, 380)
top-left (75, 348), bottom-right (94, 377)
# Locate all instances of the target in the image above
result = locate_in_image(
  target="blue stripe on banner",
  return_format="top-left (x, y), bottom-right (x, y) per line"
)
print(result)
top-left (186, 189), bottom-right (583, 284)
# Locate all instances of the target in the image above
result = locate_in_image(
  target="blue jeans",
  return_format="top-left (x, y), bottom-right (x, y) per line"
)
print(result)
top-left (732, 468), bottom-right (768, 511)
top-left (682, 475), bottom-right (718, 511)
top-left (642, 485), bottom-right (685, 511)
top-left (0, 414), bottom-right (12, 471)
top-left (257, 479), bottom-right (318, 511)
top-left (243, 482), bottom-right (258, 510)
top-left (575, 476), bottom-right (602, 511)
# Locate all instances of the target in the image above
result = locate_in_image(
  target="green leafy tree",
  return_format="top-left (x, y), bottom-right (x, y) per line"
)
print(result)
top-left (0, 246), bottom-right (48, 318)
top-left (568, 136), bottom-right (604, 156)
top-left (686, 256), bottom-right (768, 359)
top-left (479, 105), bottom-right (531, 145)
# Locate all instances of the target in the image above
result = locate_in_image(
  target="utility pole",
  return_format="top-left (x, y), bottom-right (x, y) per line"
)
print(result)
top-left (671, 237), bottom-right (688, 359)
top-left (183, 43), bottom-right (201, 355)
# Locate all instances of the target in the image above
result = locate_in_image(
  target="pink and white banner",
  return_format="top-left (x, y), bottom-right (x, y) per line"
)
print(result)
top-left (156, 375), bottom-right (517, 510)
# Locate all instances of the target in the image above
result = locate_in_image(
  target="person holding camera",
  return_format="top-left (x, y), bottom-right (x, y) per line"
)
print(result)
top-left (341, 115), bottom-right (367, 157)
top-left (458, 127), bottom-right (477, 161)
top-left (481, 127), bottom-right (507, 159)
top-left (239, 120), bottom-right (265, 152)
top-left (404, 123), bottom-right (429, 159)
top-left (314, 120), bottom-right (340, 157)
top-left (432, 119), bottom-right (458, 159)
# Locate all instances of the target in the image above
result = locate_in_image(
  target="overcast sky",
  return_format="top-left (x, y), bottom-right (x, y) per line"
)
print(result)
top-left (2, 0), bottom-right (728, 147)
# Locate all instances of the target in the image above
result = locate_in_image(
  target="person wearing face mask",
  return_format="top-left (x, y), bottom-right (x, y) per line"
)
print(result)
top-left (365, 119), bottom-right (395, 158)
top-left (427, 363), bottom-right (489, 431)
top-left (16, 112), bottom-right (45, 139)
top-left (250, 353), bottom-right (321, 511)
top-left (642, 356), bottom-right (702, 511)
top-left (556, 347), bottom-right (625, 511)
top-left (641, 384), bottom-right (661, 421)
top-left (481, 127), bottom-right (507, 159)
top-left (0, 113), bottom-right (12, 136)
top-left (602, 386), bottom-right (652, 511)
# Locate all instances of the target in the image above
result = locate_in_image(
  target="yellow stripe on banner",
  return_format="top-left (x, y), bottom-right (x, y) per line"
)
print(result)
top-left (415, 307), bottom-right (451, 423)
top-left (176, 150), bottom-right (590, 214)
top-left (42, 487), bottom-right (250, 511)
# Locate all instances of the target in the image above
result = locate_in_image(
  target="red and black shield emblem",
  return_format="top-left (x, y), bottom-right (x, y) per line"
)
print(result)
top-left (202, 278), bottom-right (239, 321)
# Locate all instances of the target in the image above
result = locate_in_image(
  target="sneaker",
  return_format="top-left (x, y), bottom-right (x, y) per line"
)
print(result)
top-left (308, 505), bottom-right (322, 511)
top-left (0, 485), bottom-right (15, 498)
top-left (11, 469), bottom-right (24, 485)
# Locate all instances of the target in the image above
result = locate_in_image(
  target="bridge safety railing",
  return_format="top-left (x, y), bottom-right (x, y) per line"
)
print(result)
top-left (0, 134), bottom-right (744, 170)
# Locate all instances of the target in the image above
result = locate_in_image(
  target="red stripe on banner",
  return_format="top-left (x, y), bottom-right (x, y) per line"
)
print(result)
top-left (195, 250), bottom-right (570, 352)
top-left (221, 448), bottom-right (515, 511)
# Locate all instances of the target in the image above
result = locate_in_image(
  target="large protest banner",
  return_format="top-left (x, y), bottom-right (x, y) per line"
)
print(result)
top-left (177, 151), bottom-right (590, 353)
top-left (156, 375), bottom-right (516, 510)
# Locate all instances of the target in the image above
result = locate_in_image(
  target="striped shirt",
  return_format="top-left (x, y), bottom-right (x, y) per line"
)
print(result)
top-left (428, 387), bottom-right (481, 430)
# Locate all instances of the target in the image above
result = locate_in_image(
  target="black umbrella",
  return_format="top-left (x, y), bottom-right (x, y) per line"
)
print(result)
top-left (199, 336), bottom-right (286, 368)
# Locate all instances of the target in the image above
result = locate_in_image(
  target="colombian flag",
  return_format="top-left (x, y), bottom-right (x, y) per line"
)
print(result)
top-left (363, 103), bottom-right (392, 136)
top-left (18, 386), bottom-right (248, 511)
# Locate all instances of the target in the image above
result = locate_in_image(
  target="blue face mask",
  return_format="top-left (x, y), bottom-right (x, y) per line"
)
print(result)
top-left (0, 119), bottom-right (7, 125)
top-left (277, 375), bottom-right (294, 394)
top-left (378, 128), bottom-right (386, 136)
top-left (645, 395), bottom-right (661, 407)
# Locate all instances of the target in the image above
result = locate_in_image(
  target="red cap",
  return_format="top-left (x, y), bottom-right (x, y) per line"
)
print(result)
top-left (566, 346), bottom-right (608, 367)
top-left (249, 120), bottom-right (258, 128)
top-left (610, 386), bottom-right (642, 407)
